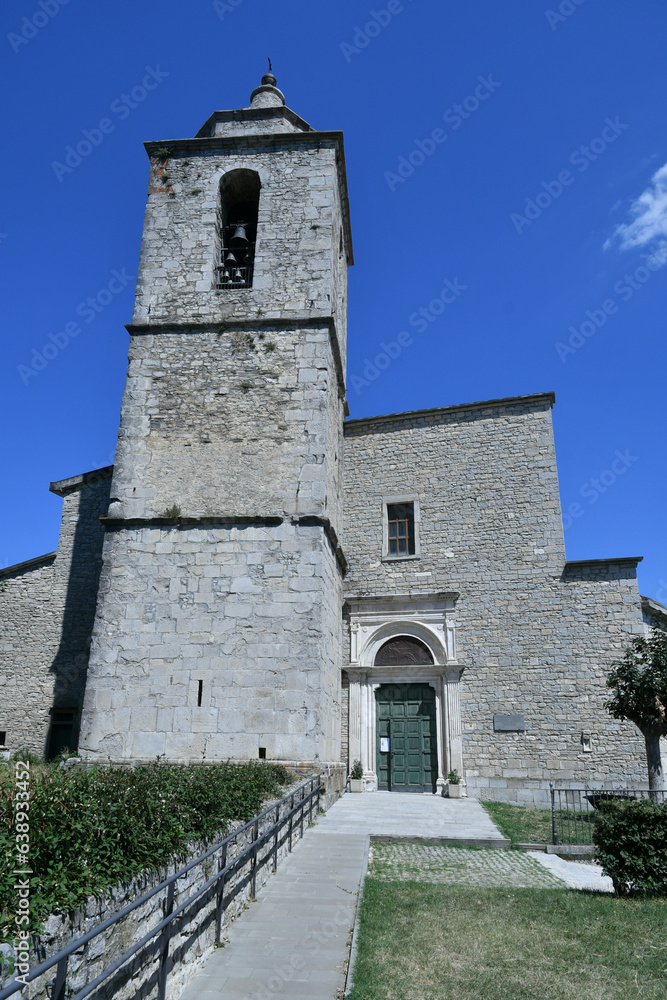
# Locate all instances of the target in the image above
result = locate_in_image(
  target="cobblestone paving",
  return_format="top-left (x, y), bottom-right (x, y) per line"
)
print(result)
top-left (368, 843), bottom-right (563, 888)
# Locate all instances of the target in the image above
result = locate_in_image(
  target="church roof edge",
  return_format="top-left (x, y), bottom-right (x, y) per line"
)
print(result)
top-left (564, 556), bottom-right (643, 568)
top-left (641, 595), bottom-right (667, 615)
top-left (0, 551), bottom-right (56, 579)
top-left (49, 466), bottom-right (114, 497)
top-left (344, 391), bottom-right (556, 432)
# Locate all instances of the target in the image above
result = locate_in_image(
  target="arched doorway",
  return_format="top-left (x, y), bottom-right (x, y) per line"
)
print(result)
top-left (374, 637), bottom-right (437, 792)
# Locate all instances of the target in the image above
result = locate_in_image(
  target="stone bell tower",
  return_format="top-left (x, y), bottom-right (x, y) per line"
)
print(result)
top-left (78, 71), bottom-right (353, 763)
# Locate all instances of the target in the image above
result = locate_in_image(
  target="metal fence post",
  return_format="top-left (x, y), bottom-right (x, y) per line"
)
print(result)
top-left (273, 804), bottom-right (279, 870)
top-left (299, 786), bottom-right (304, 840)
top-left (157, 879), bottom-right (175, 1000)
top-left (52, 955), bottom-right (69, 1000)
top-left (251, 819), bottom-right (259, 899)
top-left (215, 842), bottom-right (228, 945)
top-left (288, 792), bottom-right (294, 852)
top-left (550, 782), bottom-right (558, 845)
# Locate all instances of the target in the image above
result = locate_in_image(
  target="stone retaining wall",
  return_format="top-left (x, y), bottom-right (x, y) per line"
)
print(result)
top-left (2, 769), bottom-right (343, 1000)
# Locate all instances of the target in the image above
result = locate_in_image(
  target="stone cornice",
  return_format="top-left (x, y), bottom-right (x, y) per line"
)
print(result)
top-left (100, 514), bottom-right (347, 576)
top-left (144, 129), bottom-right (354, 266)
top-left (344, 392), bottom-right (556, 435)
top-left (344, 591), bottom-right (460, 607)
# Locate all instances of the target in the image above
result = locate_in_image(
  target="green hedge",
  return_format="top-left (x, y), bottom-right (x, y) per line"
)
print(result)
top-left (0, 759), bottom-right (291, 945)
top-left (593, 797), bottom-right (667, 896)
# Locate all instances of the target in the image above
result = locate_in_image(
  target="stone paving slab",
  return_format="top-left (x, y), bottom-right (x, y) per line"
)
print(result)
top-left (328, 790), bottom-right (509, 844)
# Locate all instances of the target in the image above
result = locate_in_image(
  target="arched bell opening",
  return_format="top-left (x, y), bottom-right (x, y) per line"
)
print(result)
top-left (216, 169), bottom-right (261, 289)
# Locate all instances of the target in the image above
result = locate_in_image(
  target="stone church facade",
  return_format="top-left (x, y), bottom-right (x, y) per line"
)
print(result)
top-left (1, 74), bottom-right (662, 803)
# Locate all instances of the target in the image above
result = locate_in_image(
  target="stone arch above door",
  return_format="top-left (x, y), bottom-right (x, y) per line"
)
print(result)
top-left (357, 618), bottom-right (449, 668)
top-left (346, 594), bottom-right (458, 667)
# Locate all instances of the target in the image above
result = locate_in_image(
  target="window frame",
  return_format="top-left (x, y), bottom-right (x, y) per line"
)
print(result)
top-left (381, 495), bottom-right (421, 562)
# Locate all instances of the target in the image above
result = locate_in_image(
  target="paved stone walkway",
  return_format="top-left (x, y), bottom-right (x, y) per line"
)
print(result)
top-left (317, 788), bottom-right (510, 844)
top-left (177, 793), bottom-right (613, 999)
top-left (178, 791), bottom-right (506, 1000)
top-left (368, 842), bottom-right (561, 887)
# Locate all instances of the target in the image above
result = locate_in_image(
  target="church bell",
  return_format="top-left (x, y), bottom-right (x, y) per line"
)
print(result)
top-left (229, 223), bottom-right (250, 249)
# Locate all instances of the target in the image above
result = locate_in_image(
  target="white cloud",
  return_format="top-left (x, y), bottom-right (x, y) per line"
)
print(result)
top-left (604, 161), bottom-right (667, 267)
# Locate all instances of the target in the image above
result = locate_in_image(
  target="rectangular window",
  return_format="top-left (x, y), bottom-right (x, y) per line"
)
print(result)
top-left (387, 502), bottom-right (415, 556)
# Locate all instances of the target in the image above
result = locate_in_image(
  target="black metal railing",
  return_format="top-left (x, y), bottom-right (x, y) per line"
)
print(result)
top-left (215, 245), bottom-right (254, 288)
top-left (550, 783), bottom-right (666, 845)
top-left (0, 773), bottom-right (323, 1000)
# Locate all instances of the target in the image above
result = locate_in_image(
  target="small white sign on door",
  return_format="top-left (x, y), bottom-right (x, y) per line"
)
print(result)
top-left (380, 737), bottom-right (390, 753)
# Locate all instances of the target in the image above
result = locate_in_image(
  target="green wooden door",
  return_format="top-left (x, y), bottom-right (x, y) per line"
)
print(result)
top-left (376, 684), bottom-right (437, 792)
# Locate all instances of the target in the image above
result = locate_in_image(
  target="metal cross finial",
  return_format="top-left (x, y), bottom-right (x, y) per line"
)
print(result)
top-left (268, 57), bottom-right (272, 72)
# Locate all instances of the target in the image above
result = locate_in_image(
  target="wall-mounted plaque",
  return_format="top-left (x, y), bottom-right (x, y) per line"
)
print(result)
top-left (493, 713), bottom-right (526, 732)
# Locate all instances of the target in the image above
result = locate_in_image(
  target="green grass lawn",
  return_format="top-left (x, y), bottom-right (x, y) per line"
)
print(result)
top-left (348, 880), bottom-right (667, 1000)
top-left (481, 799), bottom-right (554, 846)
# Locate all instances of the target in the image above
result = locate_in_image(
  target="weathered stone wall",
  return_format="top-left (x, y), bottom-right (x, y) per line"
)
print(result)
top-left (79, 102), bottom-right (349, 767)
top-left (78, 523), bottom-right (342, 763)
top-left (2, 771), bottom-right (342, 1000)
top-left (107, 324), bottom-right (344, 527)
top-left (0, 472), bottom-right (111, 756)
top-left (0, 555), bottom-right (56, 756)
top-left (131, 134), bottom-right (349, 346)
top-left (343, 395), bottom-right (647, 804)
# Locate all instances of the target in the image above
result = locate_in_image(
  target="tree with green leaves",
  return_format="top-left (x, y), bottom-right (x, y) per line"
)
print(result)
top-left (605, 630), bottom-right (667, 793)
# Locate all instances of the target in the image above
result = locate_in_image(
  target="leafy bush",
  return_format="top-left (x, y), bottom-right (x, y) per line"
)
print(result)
top-left (0, 760), bottom-right (290, 943)
top-left (593, 797), bottom-right (667, 895)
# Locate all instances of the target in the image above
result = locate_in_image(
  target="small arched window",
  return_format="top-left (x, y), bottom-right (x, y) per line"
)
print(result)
top-left (216, 169), bottom-right (260, 289)
top-left (374, 636), bottom-right (434, 666)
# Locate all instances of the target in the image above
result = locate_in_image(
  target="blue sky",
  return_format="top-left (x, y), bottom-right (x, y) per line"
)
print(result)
top-left (1, 0), bottom-right (666, 601)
